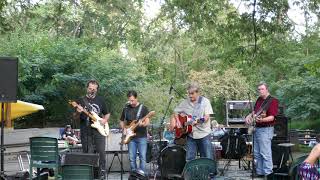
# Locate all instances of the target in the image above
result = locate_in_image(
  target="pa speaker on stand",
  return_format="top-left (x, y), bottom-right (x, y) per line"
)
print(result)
top-left (0, 57), bottom-right (18, 179)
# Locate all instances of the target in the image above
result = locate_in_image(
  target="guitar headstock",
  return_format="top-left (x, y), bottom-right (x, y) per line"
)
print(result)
top-left (147, 111), bottom-right (156, 118)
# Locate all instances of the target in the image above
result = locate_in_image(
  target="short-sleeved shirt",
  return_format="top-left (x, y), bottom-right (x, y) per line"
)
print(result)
top-left (254, 96), bottom-right (279, 126)
top-left (120, 104), bottom-right (149, 138)
top-left (77, 96), bottom-right (110, 128)
top-left (62, 130), bottom-right (74, 139)
top-left (174, 96), bottom-right (213, 139)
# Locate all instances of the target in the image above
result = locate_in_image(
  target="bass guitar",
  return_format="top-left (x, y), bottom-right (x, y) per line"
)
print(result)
top-left (68, 100), bottom-right (109, 137)
top-left (122, 111), bottom-right (155, 144)
top-left (174, 113), bottom-right (205, 139)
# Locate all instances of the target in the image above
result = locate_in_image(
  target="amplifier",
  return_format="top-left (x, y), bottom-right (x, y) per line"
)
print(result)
top-left (64, 152), bottom-right (99, 167)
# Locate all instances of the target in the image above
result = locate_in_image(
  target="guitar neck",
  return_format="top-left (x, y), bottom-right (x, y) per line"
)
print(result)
top-left (83, 111), bottom-right (94, 120)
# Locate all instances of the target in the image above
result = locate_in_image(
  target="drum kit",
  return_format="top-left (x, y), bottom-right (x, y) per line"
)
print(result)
top-left (145, 123), bottom-right (187, 179)
top-left (145, 121), bottom-right (253, 177)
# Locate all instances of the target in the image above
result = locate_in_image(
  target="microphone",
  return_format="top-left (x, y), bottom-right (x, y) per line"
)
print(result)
top-left (124, 101), bottom-right (130, 109)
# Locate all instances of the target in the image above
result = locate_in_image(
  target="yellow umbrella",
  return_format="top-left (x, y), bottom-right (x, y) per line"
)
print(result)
top-left (0, 101), bottom-right (44, 127)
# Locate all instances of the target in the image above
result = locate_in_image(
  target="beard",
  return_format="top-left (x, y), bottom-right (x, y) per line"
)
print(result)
top-left (86, 91), bottom-right (97, 99)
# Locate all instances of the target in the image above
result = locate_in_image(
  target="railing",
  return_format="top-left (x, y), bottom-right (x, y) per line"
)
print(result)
top-left (290, 129), bottom-right (319, 146)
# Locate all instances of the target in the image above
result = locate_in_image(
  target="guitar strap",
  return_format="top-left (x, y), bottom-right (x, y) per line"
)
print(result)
top-left (254, 95), bottom-right (273, 115)
top-left (82, 97), bottom-right (93, 125)
top-left (136, 103), bottom-right (143, 120)
top-left (82, 96), bottom-right (92, 111)
top-left (192, 96), bottom-right (203, 118)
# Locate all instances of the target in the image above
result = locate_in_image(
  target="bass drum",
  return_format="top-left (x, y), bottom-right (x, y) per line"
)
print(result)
top-left (159, 145), bottom-right (186, 178)
top-left (220, 134), bottom-right (247, 159)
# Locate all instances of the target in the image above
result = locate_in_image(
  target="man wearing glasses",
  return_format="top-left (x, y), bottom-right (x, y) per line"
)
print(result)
top-left (170, 82), bottom-right (214, 161)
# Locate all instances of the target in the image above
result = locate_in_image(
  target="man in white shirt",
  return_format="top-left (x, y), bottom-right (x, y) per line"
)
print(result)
top-left (170, 83), bottom-right (214, 161)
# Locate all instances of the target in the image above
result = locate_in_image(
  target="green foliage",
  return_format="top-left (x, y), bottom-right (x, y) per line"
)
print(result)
top-left (0, 0), bottom-right (320, 130)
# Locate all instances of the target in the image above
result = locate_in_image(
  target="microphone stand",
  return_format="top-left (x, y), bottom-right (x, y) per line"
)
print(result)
top-left (248, 93), bottom-right (255, 180)
top-left (169, 85), bottom-right (184, 99)
top-left (159, 96), bottom-right (174, 180)
top-left (120, 134), bottom-right (123, 180)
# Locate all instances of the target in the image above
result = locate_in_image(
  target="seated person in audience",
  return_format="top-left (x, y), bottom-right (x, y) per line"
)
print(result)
top-left (298, 144), bottom-right (320, 180)
top-left (211, 120), bottom-right (225, 138)
top-left (62, 125), bottom-right (79, 145)
top-left (309, 134), bottom-right (320, 148)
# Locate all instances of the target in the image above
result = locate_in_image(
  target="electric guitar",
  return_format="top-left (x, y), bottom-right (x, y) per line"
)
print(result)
top-left (122, 111), bottom-right (155, 144)
top-left (68, 101), bottom-right (109, 137)
top-left (247, 110), bottom-right (267, 135)
top-left (174, 113), bottom-right (205, 139)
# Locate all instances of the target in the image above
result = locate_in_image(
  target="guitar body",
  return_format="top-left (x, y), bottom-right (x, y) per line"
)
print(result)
top-left (248, 111), bottom-right (267, 135)
top-left (122, 111), bottom-right (155, 144)
top-left (122, 120), bottom-right (138, 144)
top-left (69, 101), bottom-right (109, 137)
top-left (174, 114), bottom-right (193, 139)
top-left (90, 111), bottom-right (109, 136)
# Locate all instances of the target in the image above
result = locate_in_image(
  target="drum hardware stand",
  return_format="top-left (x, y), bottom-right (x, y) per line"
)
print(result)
top-left (157, 90), bottom-right (174, 180)
top-left (220, 129), bottom-right (250, 176)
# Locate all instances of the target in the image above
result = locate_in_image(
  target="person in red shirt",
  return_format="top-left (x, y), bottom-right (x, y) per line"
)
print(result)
top-left (246, 82), bottom-right (278, 178)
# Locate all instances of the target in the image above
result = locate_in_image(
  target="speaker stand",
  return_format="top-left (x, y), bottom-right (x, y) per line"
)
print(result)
top-left (0, 103), bottom-right (7, 178)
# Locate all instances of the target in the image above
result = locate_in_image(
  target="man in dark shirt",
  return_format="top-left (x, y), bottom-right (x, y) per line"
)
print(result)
top-left (120, 90), bottom-right (150, 174)
top-left (246, 82), bottom-right (278, 178)
top-left (76, 80), bottom-right (110, 179)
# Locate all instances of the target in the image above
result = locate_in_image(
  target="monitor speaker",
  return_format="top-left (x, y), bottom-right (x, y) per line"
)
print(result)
top-left (64, 152), bottom-right (99, 178)
top-left (64, 152), bottom-right (99, 167)
top-left (0, 57), bottom-right (18, 102)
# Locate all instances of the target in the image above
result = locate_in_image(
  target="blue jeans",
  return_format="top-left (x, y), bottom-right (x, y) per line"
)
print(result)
top-left (186, 135), bottom-right (213, 161)
top-left (128, 137), bottom-right (147, 173)
top-left (254, 127), bottom-right (274, 175)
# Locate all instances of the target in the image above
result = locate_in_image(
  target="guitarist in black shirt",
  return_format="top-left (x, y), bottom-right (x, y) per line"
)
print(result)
top-left (75, 80), bottom-right (110, 179)
top-left (120, 90), bottom-right (150, 174)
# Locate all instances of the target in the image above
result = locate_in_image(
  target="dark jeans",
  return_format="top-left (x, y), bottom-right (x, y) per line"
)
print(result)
top-left (186, 134), bottom-right (213, 161)
top-left (81, 126), bottom-right (106, 176)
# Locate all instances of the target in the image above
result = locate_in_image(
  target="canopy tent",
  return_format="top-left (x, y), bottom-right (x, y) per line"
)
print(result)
top-left (0, 100), bottom-right (44, 127)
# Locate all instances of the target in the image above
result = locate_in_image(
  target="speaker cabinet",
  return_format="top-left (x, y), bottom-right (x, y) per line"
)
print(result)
top-left (274, 115), bottom-right (288, 141)
top-left (0, 57), bottom-right (18, 102)
top-left (272, 139), bottom-right (290, 174)
top-left (64, 152), bottom-right (99, 167)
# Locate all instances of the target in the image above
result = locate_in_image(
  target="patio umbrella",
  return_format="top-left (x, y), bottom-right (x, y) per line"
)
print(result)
top-left (0, 100), bottom-right (44, 127)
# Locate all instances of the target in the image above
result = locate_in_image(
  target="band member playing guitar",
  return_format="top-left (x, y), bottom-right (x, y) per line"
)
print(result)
top-left (245, 82), bottom-right (278, 178)
top-left (170, 82), bottom-right (214, 161)
top-left (75, 80), bottom-right (110, 179)
top-left (120, 90), bottom-right (150, 174)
